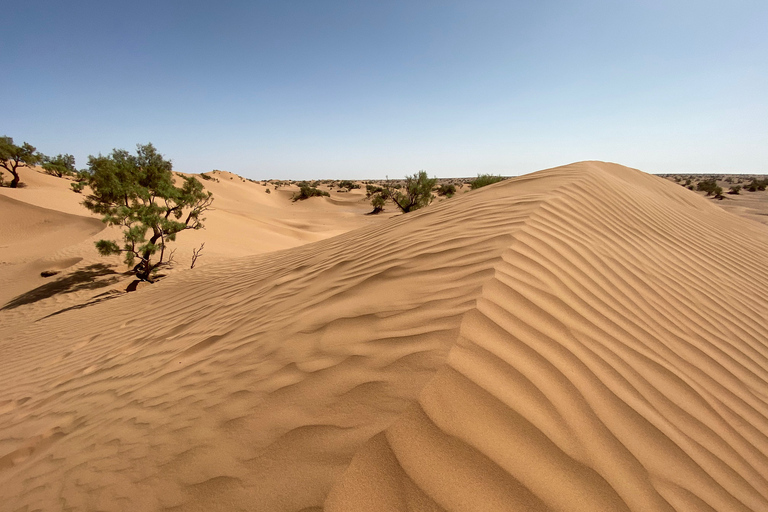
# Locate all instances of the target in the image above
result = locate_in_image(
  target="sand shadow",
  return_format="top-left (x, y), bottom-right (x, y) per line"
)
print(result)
top-left (2, 263), bottom-right (122, 310)
top-left (40, 289), bottom-right (125, 320)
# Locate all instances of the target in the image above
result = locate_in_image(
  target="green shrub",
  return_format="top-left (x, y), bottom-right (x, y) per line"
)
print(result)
top-left (745, 178), bottom-right (767, 192)
top-left (697, 179), bottom-right (720, 196)
top-left (470, 174), bottom-right (504, 189)
top-left (366, 184), bottom-right (383, 197)
top-left (728, 185), bottom-right (741, 195)
top-left (436, 183), bottom-right (456, 197)
top-left (338, 180), bottom-right (361, 191)
top-left (293, 182), bottom-right (330, 201)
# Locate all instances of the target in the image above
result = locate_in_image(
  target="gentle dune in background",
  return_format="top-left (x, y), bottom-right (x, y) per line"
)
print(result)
top-left (1, 162), bottom-right (767, 511)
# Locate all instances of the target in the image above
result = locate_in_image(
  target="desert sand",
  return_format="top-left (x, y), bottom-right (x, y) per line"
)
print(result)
top-left (1, 161), bottom-right (767, 511)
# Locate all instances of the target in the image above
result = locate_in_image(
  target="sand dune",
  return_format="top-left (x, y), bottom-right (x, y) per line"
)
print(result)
top-left (1, 162), bottom-right (767, 511)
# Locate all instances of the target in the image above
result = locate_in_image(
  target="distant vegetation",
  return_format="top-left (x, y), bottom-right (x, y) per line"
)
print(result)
top-left (470, 174), bottom-right (505, 189)
top-left (746, 178), bottom-right (767, 192)
top-left (337, 180), bottom-right (360, 191)
top-left (696, 179), bottom-right (724, 199)
top-left (293, 182), bottom-right (330, 201)
top-left (75, 143), bottom-right (214, 281)
top-left (661, 174), bottom-right (768, 199)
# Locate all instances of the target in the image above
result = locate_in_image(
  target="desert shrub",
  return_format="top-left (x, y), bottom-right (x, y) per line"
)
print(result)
top-left (370, 194), bottom-right (386, 214)
top-left (265, 188), bottom-right (271, 194)
top-left (367, 171), bottom-right (436, 213)
top-left (77, 143), bottom-right (213, 281)
top-left (366, 184), bottom-right (383, 197)
top-left (745, 178), bottom-right (767, 192)
top-left (436, 183), bottom-right (456, 197)
top-left (696, 179), bottom-right (720, 196)
top-left (200, 173), bottom-right (213, 180)
top-left (338, 180), bottom-right (360, 191)
top-left (293, 182), bottom-right (330, 201)
top-left (728, 185), bottom-right (741, 195)
top-left (471, 174), bottom-right (504, 189)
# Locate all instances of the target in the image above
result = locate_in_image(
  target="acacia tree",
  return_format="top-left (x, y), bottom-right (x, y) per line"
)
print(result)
top-left (42, 153), bottom-right (77, 177)
top-left (79, 143), bottom-right (213, 281)
top-left (0, 136), bottom-right (42, 188)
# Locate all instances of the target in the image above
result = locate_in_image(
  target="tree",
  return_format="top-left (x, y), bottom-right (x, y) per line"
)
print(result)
top-left (0, 136), bottom-right (42, 188)
top-left (79, 143), bottom-right (214, 281)
top-left (390, 171), bottom-right (437, 213)
top-left (42, 153), bottom-right (77, 177)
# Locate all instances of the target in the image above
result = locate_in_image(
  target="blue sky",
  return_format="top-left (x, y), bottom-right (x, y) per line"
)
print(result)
top-left (2, 1), bottom-right (767, 179)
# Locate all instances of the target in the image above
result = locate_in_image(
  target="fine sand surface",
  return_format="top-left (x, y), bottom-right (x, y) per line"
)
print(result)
top-left (1, 162), bottom-right (767, 511)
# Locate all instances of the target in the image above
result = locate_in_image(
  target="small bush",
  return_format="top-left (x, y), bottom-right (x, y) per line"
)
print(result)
top-left (366, 184), bottom-right (383, 197)
top-left (370, 194), bottom-right (386, 214)
top-left (728, 185), bottom-right (741, 195)
top-left (745, 178), bottom-right (767, 192)
top-left (697, 179), bottom-right (720, 196)
top-left (471, 174), bottom-right (504, 189)
top-left (436, 183), bottom-right (456, 197)
top-left (338, 180), bottom-right (361, 191)
top-left (293, 182), bottom-right (330, 201)
top-left (265, 188), bottom-right (271, 194)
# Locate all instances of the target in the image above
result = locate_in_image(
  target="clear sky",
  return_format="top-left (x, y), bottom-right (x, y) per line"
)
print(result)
top-left (3, 1), bottom-right (767, 179)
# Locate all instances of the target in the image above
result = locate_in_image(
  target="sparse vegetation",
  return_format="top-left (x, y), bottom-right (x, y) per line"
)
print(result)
top-left (293, 182), bottom-right (330, 201)
top-left (366, 184), bottom-right (383, 197)
top-left (436, 183), bottom-right (456, 197)
top-left (76, 143), bottom-right (214, 281)
top-left (338, 180), bottom-right (361, 191)
top-left (696, 179), bottom-right (724, 199)
top-left (470, 174), bottom-right (504, 189)
top-left (745, 178), bottom-right (767, 192)
top-left (728, 185), bottom-right (741, 195)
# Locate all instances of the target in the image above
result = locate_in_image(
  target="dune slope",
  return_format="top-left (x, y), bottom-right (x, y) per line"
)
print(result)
top-left (1, 162), bottom-right (767, 511)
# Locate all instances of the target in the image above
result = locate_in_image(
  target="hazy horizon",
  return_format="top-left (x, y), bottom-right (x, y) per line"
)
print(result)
top-left (3, 1), bottom-right (767, 179)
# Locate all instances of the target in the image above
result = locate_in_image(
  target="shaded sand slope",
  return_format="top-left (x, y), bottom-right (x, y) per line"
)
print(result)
top-left (1, 162), bottom-right (767, 511)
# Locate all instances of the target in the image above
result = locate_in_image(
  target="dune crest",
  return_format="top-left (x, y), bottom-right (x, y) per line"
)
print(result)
top-left (1, 162), bottom-right (767, 511)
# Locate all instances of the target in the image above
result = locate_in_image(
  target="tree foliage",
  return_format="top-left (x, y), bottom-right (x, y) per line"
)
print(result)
top-left (78, 143), bottom-right (213, 281)
top-left (0, 136), bottom-right (42, 188)
top-left (42, 153), bottom-right (77, 177)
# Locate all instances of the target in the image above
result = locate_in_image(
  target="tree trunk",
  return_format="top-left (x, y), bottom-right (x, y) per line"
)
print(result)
top-left (137, 231), bottom-right (163, 281)
top-left (10, 170), bottom-right (19, 188)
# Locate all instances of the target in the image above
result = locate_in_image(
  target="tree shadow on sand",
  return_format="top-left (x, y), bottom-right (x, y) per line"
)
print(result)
top-left (2, 263), bottom-right (123, 310)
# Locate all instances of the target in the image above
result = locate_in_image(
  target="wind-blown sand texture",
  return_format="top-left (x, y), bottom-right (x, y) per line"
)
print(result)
top-left (1, 161), bottom-right (767, 511)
